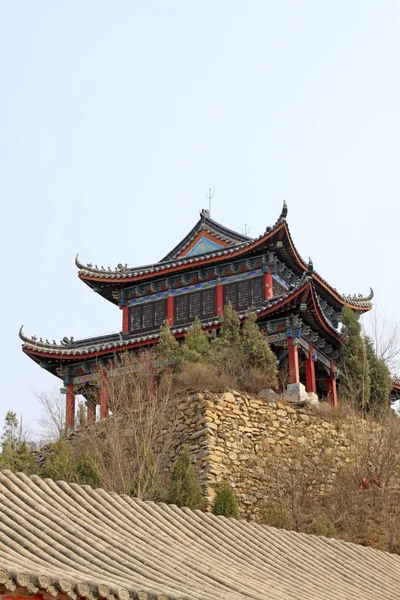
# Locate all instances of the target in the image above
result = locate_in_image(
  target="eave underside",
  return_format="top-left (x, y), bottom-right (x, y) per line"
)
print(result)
top-left (21, 281), bottom-right (340, 378)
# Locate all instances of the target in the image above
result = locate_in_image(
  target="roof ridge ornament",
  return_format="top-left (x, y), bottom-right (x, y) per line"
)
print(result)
top-left (307, 257), bottom-right (314, 274)
top-left (280, 200), bottom-right (288, 221)
top-left (75, 254), bottom-right (84, 269)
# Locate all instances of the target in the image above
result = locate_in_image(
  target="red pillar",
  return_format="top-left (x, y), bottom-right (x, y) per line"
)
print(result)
top-left (263, 270), bottom-right (273, 300)
top-left (216, 281), bottom-right (223, 316)
top-left (305, 344), bottom-right (317, 394)
top-left (167, 294), bottom-right (174, 325)
top-left (327, 362), bottom-right (338, 407)
top-left (122, 305), bottom-right (129, 333)
top-left (66, 384), bottom-right (75, 430)
top-left (87, 401), bottom-right (96, 423)
top-left (99, 371), bottom-right (109, 420)
top-left (287, 338), bottom-right (300, 384)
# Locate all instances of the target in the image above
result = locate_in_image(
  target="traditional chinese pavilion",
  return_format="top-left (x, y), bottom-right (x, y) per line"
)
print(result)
top-left (20, 202), bottom-right (374, 427)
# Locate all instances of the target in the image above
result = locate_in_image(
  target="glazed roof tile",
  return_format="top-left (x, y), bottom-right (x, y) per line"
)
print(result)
top-left (1, 470), bottom-right (400, 600)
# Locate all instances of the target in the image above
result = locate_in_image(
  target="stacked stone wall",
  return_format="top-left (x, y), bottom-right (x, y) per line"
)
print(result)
top-left (160, 390), bottom-right (354, 519)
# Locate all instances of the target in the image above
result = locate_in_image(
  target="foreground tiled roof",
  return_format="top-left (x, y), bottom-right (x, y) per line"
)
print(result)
top-left (1, 471), bottom-right (400, 600)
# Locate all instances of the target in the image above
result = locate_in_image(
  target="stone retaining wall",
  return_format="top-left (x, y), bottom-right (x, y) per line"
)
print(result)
top-left (162, 390), bottom-right (354, 519)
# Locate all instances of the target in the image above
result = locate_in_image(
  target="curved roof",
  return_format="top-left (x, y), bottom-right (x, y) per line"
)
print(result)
top-left (75, 202), bottom-right (373, 313)
top-left (1, 470), bottom-right (400, 600)
top-left (19, 278), bottom-right (340, 374)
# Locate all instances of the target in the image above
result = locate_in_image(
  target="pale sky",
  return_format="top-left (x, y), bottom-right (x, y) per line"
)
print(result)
top-left (2, 1), bottom-right (400, 432)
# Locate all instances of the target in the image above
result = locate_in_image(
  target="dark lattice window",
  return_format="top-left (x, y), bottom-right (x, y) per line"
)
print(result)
top-left (189, 292), bottom-right (201, 318)
top-left (175, 295), bottom-right (188, 324)
top-left (203, 288), bottom-right (216, 316)
top-left (174, 288), bottom-right (217, 324)
top-left (224, 283), bottom-right (237, 308)
top-left (272, 278), bottom-right (287, 297)
top-left (223, 276), bottom-right (264, 311)
top-left (129, 299), bottom-right (167, 333)
top-left (130, 306), bottom-right (141, 332)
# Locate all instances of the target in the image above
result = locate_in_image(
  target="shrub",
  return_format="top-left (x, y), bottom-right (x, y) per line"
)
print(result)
top-left (211, 482), bottom-right (240, 519)
top-left (311, 515), bottom-right (336, 538)
top-left (260, 503), bottom-right (294, 530)
top-left (168, 446), bottom-right (203, 509)
top-left (174, 363), bottom-right (230, 393)
top-left (179, 317), bottom-right (212, 364)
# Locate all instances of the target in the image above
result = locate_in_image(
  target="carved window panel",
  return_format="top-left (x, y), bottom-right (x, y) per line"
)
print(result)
top-left (154, 300), bottom-right (166, 326)
top-left (189, 292), bottom-right (201, 318)
top-left (129, 299), bottom-right (167, 333)
top-left (130, 306), bottom-right (141, 332)
top-left (251, 277), bottom-right (264, 305)
top-left (202, 288), bottom-right (216, 316)
top-left (273, 278), bottom-right (287, 297)
top-left (142, 304), bottom-right (153, 329)
top-left (238, 280), bottom-right (250, 309)
top-left (175, 295), bottom-right (188, 324)
top-left (174, 288), bottom-right (217, 324)
top-left (224, 283), bottom-right (237, 308)
top-left (223, 276), bottom-right (264, 311)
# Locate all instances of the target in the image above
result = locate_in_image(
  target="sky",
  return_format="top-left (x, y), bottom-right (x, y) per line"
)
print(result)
top-left (2, 1), bottom-right (400, 433)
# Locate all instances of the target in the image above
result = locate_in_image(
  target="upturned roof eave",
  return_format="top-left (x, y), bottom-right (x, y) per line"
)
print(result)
top-left (19, 280), bottom-right (340, 364)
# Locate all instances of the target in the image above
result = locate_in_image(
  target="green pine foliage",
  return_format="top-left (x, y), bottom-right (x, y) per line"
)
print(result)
top-left (241, 312), bottom-right (278, 385)
top-left (211, 482), bottom-right (240, 519)
top-left (0, 411), bottom-right (38, 475)
top-left (167, 445), bottom-right (203, 509)
top-left (217, 303), bottom-right (241, 347)
top-left (157, 320), bottom-right (180, 366)
top-left (42, 439), bottom-right (79, 482)
top-left (179, 317), bottom-right (212, 364)
top-left (339, 307), bottom-right (371, 409)
top-left (364, 336), bottom-right (392, 414)
top-left (42, 440), bottom-right (100, 486)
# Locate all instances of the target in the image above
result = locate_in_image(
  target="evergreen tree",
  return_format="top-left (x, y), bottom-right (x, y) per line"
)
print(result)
top-left (365, 336), bottom-right (392, 414)
top-left (167, 446), bottom-right (203, 509)
top-left (339, 307), bottom-right (370, 409)
top-left (0, 411), bottom-right (38, 475)
top-left (211, 482), bottom-right (240, 519)
top-left (42, 440), bottom-right (79, 482)
top-left (241, 312), bottom-right (278, 385)
top-left (157, 320), bottom-right (180, 367)
top-left (179, 317), bottom-right (211, 364)
top-left (217, 303), bottom-right (241, 347)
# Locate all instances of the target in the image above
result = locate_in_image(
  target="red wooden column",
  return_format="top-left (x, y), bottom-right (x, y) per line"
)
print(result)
top-left (66, 384), bottom-right (75, 430)
top-left (287, 337), bottom-right (300, 384)
top-left (216, 280), bottom-right (223, 316)
top-left (167, 294), bottom-right (174, 325)
top-left (87, 401), bottom-right (96, 424)
top-left (327, 362), bottom-right (338, 407)
top-left (263, 269), bottom-right (273, 300)
top-left (99, 371), bottom-right (109, 420)
top-left (305, 344), bottom-right (317, 394)
top-left (122, 305), bottom-right (129, 333)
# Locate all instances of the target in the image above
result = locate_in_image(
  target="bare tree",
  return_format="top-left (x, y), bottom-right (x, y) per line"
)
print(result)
top-left (369, 305), bottom-right (400, 374)
top-left (77, 351), bottom-right (175, 500)
top-left (34, 386), bottom-right (67, 441)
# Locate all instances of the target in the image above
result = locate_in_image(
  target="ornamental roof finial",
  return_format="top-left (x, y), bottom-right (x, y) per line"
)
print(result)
top-left (280, 200), bottom-right (288, 221)
top-left (75, 254), bottom-right (84, 269)
top-left (307, 257), bottom-right (314, 274)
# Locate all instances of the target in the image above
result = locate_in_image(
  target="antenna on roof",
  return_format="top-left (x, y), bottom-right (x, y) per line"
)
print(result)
top-left (242, 224), bottom-right (251, 236)
top-left (205, 188), bottom-right (215, 216)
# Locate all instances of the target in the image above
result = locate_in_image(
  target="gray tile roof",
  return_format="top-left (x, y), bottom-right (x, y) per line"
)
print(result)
top-left (19, 279), bottom-right (338, 358)
top-left (1, 470), bottom-right (400, 600)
